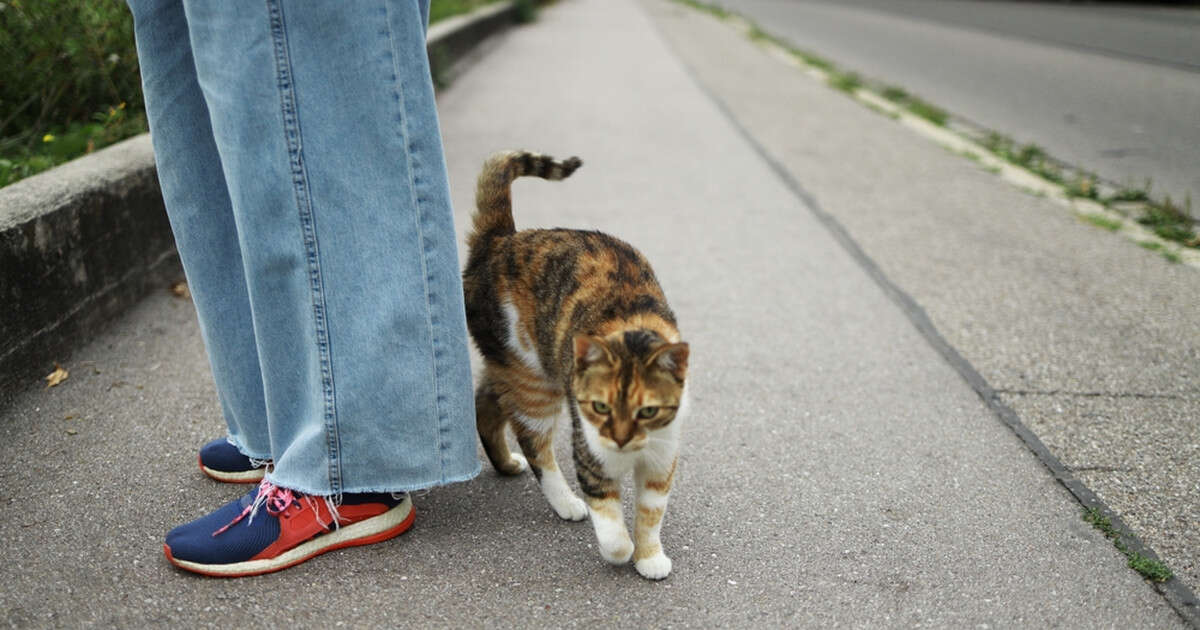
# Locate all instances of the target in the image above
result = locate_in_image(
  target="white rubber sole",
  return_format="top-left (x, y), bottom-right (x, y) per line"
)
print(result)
top-left (200, 464), bottom-right (267, 484)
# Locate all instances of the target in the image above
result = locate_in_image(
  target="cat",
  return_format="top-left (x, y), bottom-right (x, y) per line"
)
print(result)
top-left (462, 150), bottom-right (690, 580)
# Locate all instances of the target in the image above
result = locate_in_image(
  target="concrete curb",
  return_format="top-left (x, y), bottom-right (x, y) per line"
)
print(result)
top-left (0, 135), bottom-right (176, 406)
top-left (0, 1), bottom-right (530, 407)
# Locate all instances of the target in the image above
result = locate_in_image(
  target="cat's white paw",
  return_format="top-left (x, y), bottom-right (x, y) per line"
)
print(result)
top-left (598, 535), bottom-right (635, 564)
top-left (550, 493), bottom-right (588, 521)
top-left (635, 553), bottom-right (672, 580)
top-left (508, 452), bottom-right (528, 473)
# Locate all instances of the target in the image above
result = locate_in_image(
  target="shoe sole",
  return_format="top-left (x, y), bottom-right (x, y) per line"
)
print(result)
top-left (164, 495), bottom-right (414, 578)
top-left (198, 456), bottom-right (267, 484)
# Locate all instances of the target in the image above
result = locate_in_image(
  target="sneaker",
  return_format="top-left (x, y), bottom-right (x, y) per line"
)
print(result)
top-left (164, 480), bottom-right (414, 577)
top-left (198, 438), bottom-right (270, 483)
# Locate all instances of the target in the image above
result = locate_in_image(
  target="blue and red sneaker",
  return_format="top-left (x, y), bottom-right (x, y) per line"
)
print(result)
top-left (164, 480), bottom-right (414, 577)
top-left (198, 438), bottom-right (270, 484)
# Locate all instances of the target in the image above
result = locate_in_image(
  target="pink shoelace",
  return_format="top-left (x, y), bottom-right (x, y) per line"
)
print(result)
top-left (212, 479), bottom-right (298, 537)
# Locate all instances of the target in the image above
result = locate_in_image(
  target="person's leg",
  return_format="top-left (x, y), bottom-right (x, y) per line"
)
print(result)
top-left (133, 0), bottom-right (478, 576)
top-left (127, 0), bottom-right (270, 461)
top-left (176, 0), bottom-right (478, 497)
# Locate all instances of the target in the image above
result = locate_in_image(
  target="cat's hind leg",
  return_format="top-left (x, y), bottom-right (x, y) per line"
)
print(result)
top-left (511, 408), bottom-right (589, 522)
top-left (475, 370), bottom-right (527, 475)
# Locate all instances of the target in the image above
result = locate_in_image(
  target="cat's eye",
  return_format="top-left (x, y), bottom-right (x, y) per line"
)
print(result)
top-left (636, 406), bottom-right (659, 419)
top-left (592, 401), bottom-right (612, 414)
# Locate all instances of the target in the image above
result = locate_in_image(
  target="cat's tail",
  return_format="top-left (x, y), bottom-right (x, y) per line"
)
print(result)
top-left (469, 150), bottom-right (583, 249)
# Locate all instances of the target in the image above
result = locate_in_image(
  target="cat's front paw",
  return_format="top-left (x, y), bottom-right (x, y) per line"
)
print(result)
top-left (598, 535), bottom-right (635, 565)
top-left (635, 553), bottom-right (672, 580)
top-left (550, 493), bottom-right (589, 521)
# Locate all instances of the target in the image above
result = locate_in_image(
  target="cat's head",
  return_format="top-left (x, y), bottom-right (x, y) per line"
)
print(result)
top-left (572, 330), bottom-right (689, 452)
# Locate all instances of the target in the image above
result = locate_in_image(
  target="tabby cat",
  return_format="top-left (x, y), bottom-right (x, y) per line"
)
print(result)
top-left (463, 151), bottom-right (690, 580)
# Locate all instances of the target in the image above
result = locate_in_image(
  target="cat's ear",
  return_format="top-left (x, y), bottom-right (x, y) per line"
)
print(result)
top-left (647, 342), bottom-right (689, 381)
top-left (574, 335), bottom-right (614, 369)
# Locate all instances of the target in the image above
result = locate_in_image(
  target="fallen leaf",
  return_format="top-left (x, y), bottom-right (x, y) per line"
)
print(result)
top-left (45, 364), bottom-right (69, 388)
top-left (65, 429), bottom-right (78, 436)
top-left (170, 281), bottom-right (191, 299)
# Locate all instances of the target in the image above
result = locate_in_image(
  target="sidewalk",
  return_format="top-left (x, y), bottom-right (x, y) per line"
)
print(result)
top-left (642, 0), bottom-right (1199, 610)
top-left (0, 0), bottom-right (1189, 626)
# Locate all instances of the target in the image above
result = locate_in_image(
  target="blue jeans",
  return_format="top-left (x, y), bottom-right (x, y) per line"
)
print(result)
top-left (127, 0), bottom-right (479, 495)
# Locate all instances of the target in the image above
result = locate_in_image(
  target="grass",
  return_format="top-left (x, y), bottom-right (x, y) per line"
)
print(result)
top-left (676, 0), bottom-right (729, 18)
top-left (0, 103), bottom-right (146, 187)
top-left (1065, 173), bottom-right (1100, 200)
top-left (1107, 183), bottom-right (1152, 204)
top-left (428, 0), bottom-right (503, 23)
top-left (982, 133), bottom-right (1066, 183)
top-left (792, 48), bottom-right (835, 71)
top-left (1136, 197), bottom-right (1196, 245)
top-left (904, 98), bottom-right (948, 127)
top-left (747, 25), bottom-right (771, 43)
top-left (1, 0), bottom-right (146, 188)
top-left (1083, 508), bottom-right (1174, 582)
top-left (828, 71), bottom-right (862, 93)
top-left (1083, 214), bottom-right (1122, 232)
top-left (881, 86), bottom-right (908, 103)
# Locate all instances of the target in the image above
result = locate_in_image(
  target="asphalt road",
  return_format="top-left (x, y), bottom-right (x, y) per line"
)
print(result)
top-left (712, 0), bottom-right (1200, 207)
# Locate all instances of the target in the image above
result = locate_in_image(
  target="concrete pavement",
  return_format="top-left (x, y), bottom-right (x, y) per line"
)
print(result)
top-left (645, 0), bottom-right (1199, 610)
top-left (0, 0), bottom-right (1191, 626)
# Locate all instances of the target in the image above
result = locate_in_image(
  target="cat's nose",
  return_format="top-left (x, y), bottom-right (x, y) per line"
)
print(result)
top-left (611, 426), bottom-right (633, 448)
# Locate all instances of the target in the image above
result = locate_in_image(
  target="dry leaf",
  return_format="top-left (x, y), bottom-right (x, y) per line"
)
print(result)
top-left (65, 429), bottom-right (78, 436)
top-left (44, 364), bottom-right (69, 388)
top-left (170, 281), bottom-right (191, 299)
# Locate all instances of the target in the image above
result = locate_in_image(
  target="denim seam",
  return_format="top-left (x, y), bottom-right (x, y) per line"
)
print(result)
top-left (267, 0), bottom-right (343, 496)
top-left (383, 0), bottom-right (448, 477)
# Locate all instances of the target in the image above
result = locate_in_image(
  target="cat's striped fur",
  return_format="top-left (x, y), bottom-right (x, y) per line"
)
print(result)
top-left (463, 150), bottom-right (690, 580)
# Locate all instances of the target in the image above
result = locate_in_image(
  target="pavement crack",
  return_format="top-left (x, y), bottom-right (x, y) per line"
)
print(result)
top-left (993, 388), bottom-right (1191, 401)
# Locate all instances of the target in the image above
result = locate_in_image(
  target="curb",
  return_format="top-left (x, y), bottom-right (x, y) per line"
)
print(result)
top-left (0, 1), bottom-right (530, 407)
top-left (0, 135), bottom-right (176, 407)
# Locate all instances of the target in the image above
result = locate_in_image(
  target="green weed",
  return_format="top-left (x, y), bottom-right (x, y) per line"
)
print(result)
top-left (1082, 508), bottom-right (1173, 582)
top-left (1137, 197), bottom-right (1196, 246)
top-left (881, 86), bottom-right (908, 103)
top-left (828, 71), bottom-right (862, 93)
top-left (793, 48), bottom-right (835, 71)
top-left (1065, 173), bottom-right (1100, 200)
top-left (905, 99), bottom-right (948, 126)
top-left (1083, 214), bottom-right (1122, 232)
top-left (1107, 185), bottom-right (1151, 204)
top-left (675, 0), bottom-right (729, 18)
